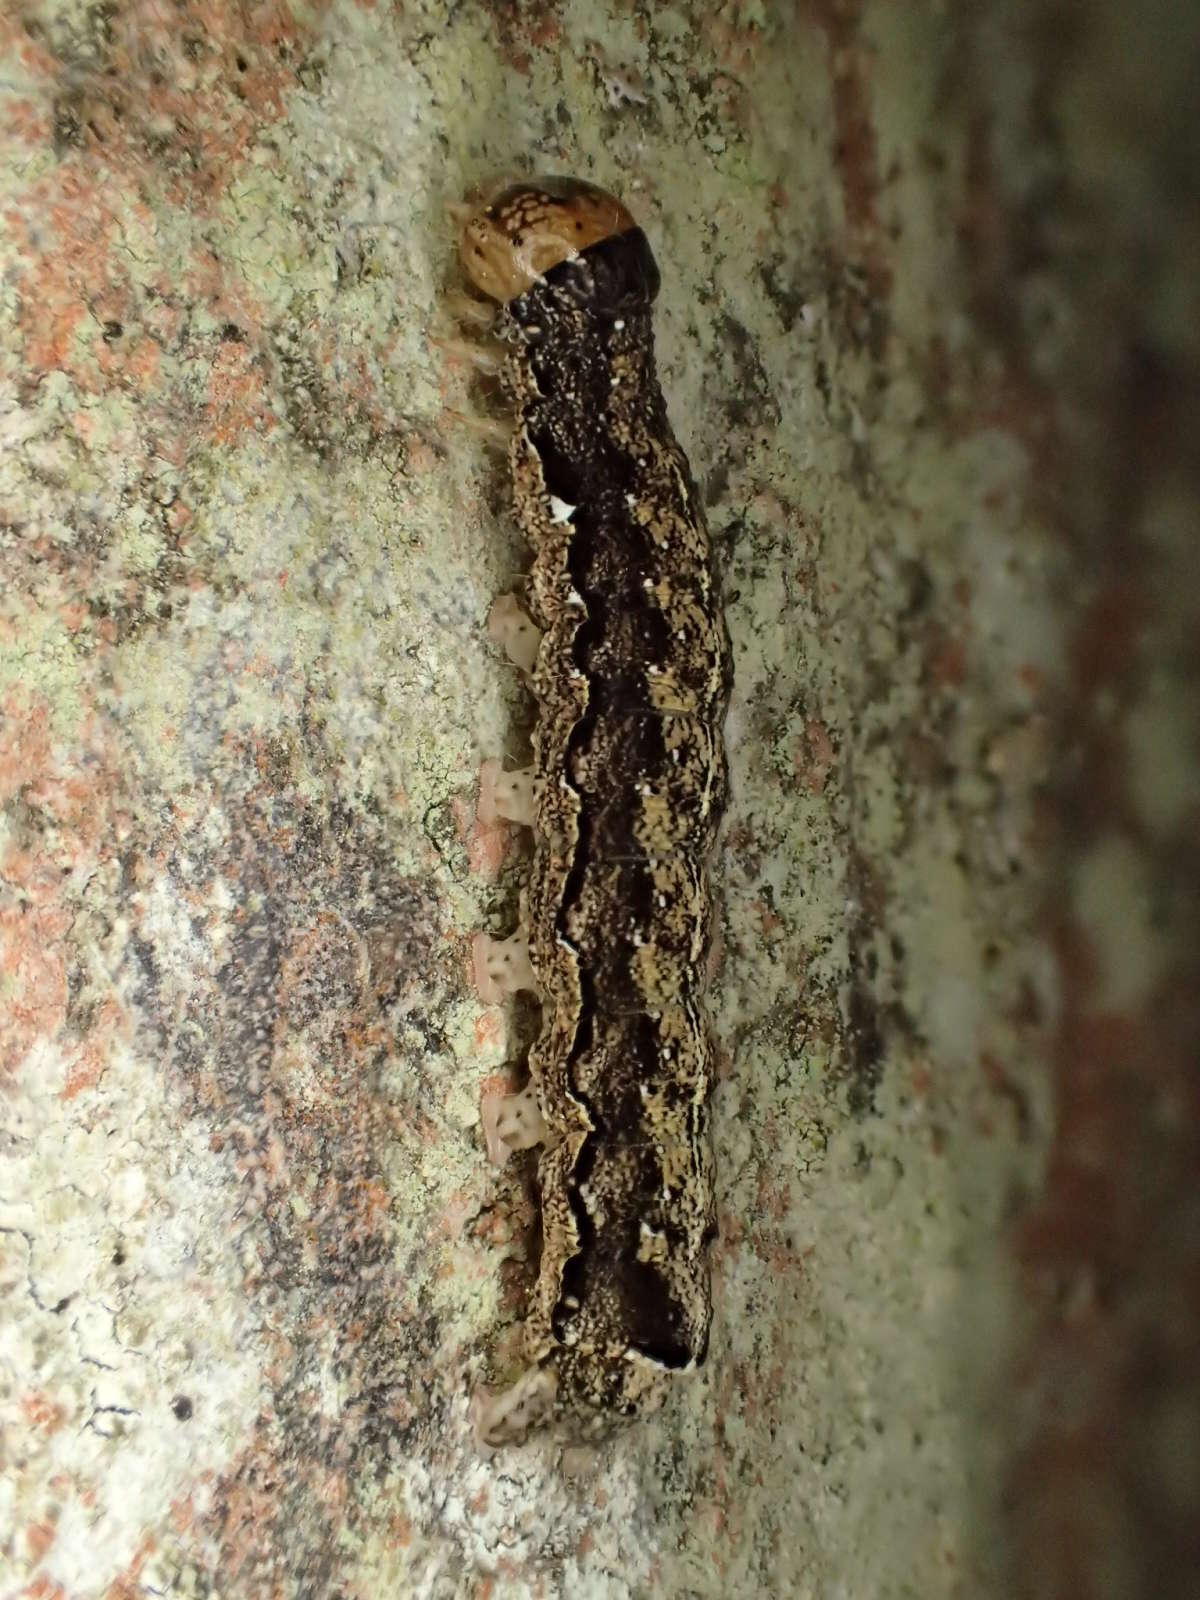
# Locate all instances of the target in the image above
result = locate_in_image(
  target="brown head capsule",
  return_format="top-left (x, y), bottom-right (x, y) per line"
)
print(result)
top-left (459, 177), bottom-right (637, 304)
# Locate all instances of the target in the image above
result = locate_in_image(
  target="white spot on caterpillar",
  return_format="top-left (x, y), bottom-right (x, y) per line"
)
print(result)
top-left (548, 495), bottom-right (576, 523)
top-left (613, 318), bottom-right (626, 330)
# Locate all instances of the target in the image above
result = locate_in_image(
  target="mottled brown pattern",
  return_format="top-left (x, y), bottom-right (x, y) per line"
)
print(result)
top-left (459, 180), bottom-right (730, 1442)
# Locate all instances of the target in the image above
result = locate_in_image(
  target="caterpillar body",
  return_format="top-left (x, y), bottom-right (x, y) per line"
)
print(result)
top-left (458, 178), bottom-right (731, 1445)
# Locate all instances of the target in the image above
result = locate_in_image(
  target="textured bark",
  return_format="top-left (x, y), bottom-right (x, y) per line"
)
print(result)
top-left (1, 2), bottom-right (1194, 1596)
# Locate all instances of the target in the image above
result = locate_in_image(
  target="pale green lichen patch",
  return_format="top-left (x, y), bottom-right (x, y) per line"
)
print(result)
top-left (1, 1036), bottom-right (267, 1597)
top-left (0, 590), bottom-right (87, 740)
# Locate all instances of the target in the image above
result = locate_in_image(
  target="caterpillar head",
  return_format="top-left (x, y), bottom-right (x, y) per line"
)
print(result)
top-left (460, 176), bottom-right (637, 304)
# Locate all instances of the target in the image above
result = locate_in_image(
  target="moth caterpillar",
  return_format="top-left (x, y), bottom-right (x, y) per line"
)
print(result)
top-left (456, 177), bottom-right (731, 1444)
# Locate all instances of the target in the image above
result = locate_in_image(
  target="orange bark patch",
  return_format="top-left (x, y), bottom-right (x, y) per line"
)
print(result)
top-left (206, 342), bottom-right (276, 444)
top-left (21, 1393), bottom-right (68, 1433)
top-left (60, 1043), bottom-right (106, 1100)
top-left (0, 693), bottom-right (123, 1074)
top-left (452, 793), bottom-right (512, 879)
top-left (20, 1576), bottom-right (67, 1600)
top-left (23, 1521), bottom-right (56, 1564)
top-left (805, 0), bottom-right (893, 302)
top-left (926, 630), bottom-right (968, 688)
top-left (793, 717), bottom-right (835, 793)
top-left (474, 1009), bottom-right (503, 1051)
top-left (360, 1177), bottom-right (391, 1232)
top-left (479, 1069), bottom-right (515, 1099)
top-left (0, 902), bottom-right (70, 1073)
top-left (24, 299), bottom-right (86, 376)
top-left (105, 1530), bottom-right (157, 1600)
top-left (439, 1187), bottom-right (480, 1239)
top-left (170, 1494), bottom-right (198, 1536)
top-left (0, 688), bottom-right (54, 807)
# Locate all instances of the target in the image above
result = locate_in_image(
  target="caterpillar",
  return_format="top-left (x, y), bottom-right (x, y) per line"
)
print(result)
top-left (455, 177), bottom-right (731, 1445)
